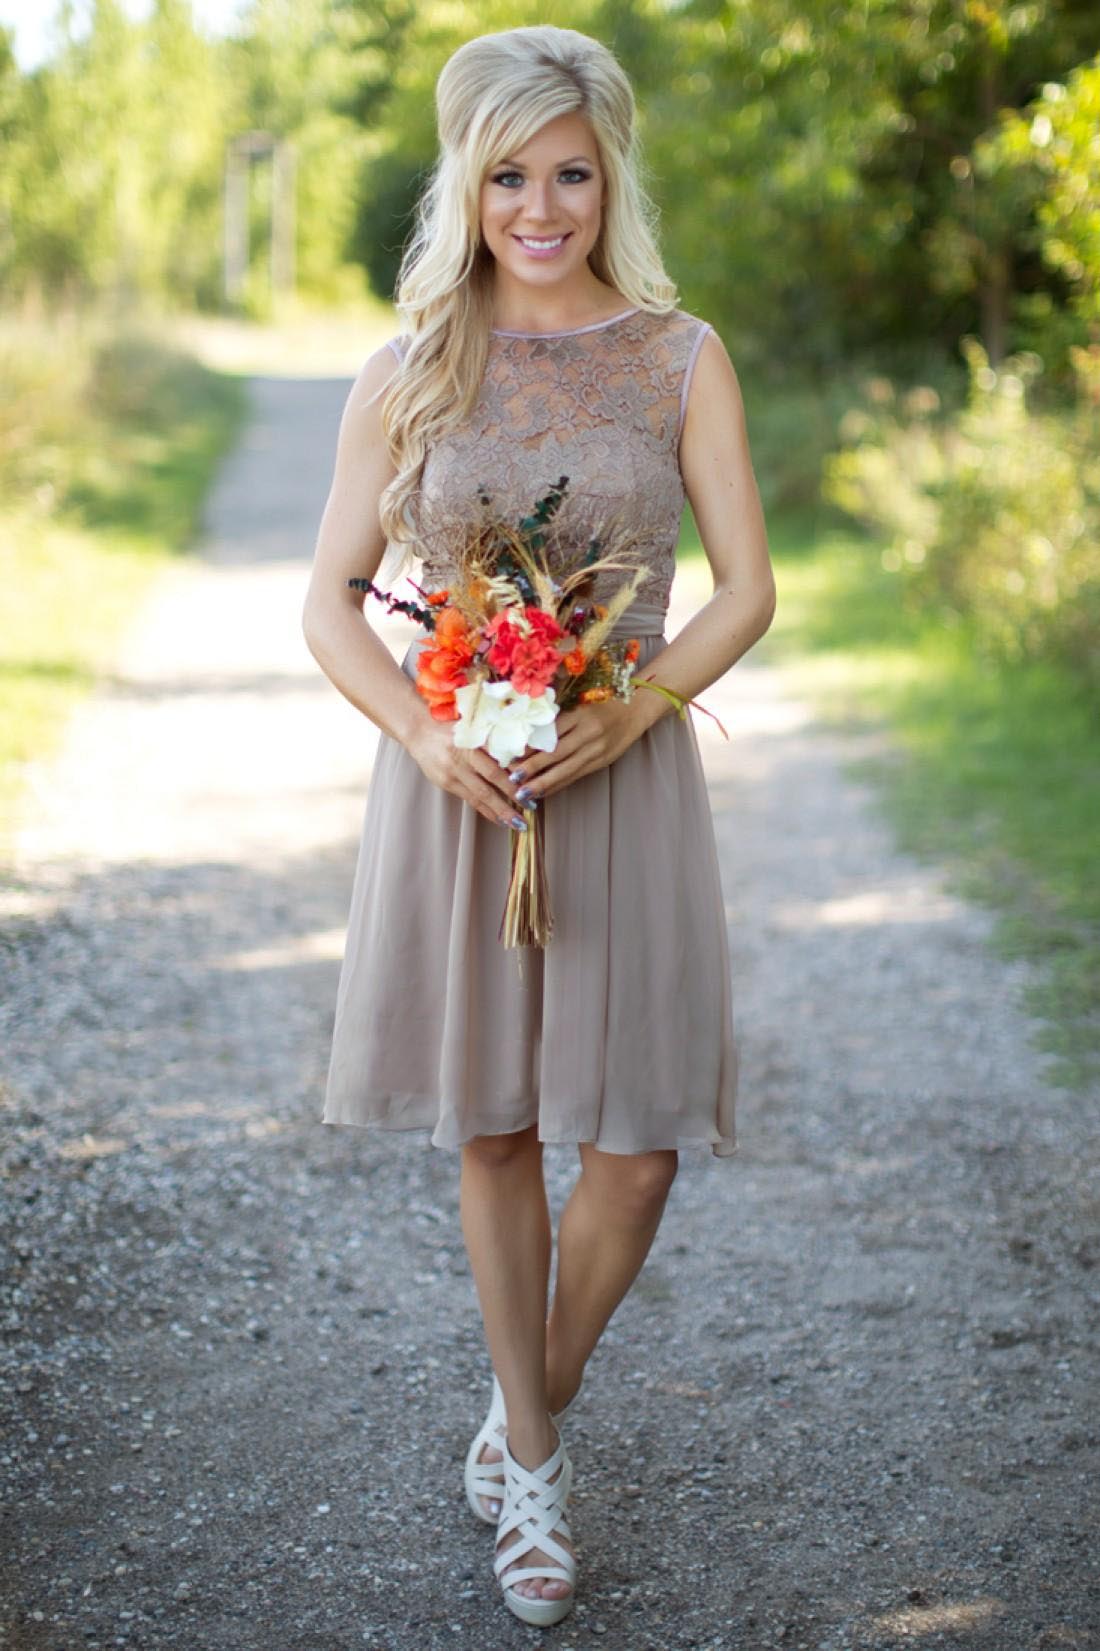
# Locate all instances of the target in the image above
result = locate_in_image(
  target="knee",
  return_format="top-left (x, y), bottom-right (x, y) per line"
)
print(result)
top-left (462, 1125), bottom-right (541, 1171)
top-left (586, 1148), bottom-right (678, 1221)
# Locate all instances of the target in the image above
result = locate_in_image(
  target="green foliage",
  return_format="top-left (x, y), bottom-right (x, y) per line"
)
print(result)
top-left (627, 0), bottom-right (1100, 372)
top-left (1, 0), bottom-right (1099, 358)
top-left (0, 313), bottom-right (245, 848)
top-left (983, 52), bottom-right (1100, 326)
top-left (0, 0), bottom-right (394, 311)
top-left (0, 1), bottom-right (228, 302)
top-left (0, 311), bottom-right (94, 500)
top-left (824, 337), bottom-right (1100, 696)
top-left (753, 524), bottom-right (1100, 1093)
top-left (0, 308), bottom-right (245, 529)
top-left (222, 0), bottom-right (393, 313)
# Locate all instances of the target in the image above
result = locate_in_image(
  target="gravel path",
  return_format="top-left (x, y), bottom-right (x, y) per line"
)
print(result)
top-left (2, 375), bottom-right (1097, 1651)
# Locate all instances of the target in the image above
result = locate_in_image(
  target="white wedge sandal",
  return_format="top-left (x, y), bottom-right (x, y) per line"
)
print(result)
top-left (493, 1423), bottom-right (577, 1627)
top-left (464, 1372), bottom-right (580, 1524)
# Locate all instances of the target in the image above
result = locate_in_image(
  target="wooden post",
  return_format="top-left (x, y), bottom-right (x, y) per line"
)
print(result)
top-left (223, 132), bottom-right (297, 311)
top-left (272, 139), bottom-right (296, 297)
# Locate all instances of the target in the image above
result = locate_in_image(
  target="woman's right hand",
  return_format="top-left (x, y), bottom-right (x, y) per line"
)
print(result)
top-left (406, 718), bottom-right (527, 829)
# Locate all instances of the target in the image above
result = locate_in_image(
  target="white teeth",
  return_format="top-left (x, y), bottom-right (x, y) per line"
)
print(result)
top-left (519, 235), bottom-right (565, 249)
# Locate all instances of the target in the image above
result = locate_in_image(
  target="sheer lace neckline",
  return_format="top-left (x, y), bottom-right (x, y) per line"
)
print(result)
top-left (489, 305), bottom-right (640, 340)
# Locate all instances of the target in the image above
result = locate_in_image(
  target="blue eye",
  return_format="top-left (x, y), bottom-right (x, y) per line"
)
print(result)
top-left (491, 169), bottom-right (591, 188)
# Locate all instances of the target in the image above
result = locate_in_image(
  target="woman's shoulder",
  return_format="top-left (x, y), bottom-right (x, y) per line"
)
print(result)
top-left (622, 305), bottom-right (717, 382)
top-left (629, 304), bottom-right (715, 358)
top-left (650, 303), bottom-right (710, 330)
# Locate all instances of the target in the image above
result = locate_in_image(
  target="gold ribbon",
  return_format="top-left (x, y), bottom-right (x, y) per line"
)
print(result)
top-left (635, 678), bottom-right (730, 740)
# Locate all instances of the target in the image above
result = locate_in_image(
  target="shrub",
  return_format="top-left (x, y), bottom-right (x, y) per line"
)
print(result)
top-left (823, 339), bottom-right (1100, 696)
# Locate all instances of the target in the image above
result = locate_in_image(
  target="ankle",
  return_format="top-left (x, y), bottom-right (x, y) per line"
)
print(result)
top-left (544, 1356), bottom-right (584, 1417)
top-left (506, 1416), bottom-right (558, 1470)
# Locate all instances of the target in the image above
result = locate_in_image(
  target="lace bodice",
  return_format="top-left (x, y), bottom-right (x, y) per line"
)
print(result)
top-left (386, 306), bottom-right (712, 613)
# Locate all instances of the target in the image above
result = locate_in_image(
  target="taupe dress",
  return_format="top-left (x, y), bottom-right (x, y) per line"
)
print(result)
top-left (322, 305), bottom-right (739, 1157)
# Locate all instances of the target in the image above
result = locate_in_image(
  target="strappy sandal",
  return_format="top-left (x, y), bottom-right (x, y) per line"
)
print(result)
top-left (493, 1424), bottom-right (577, 1627)
top-left (464, 1373), bottom-right (581, 1524)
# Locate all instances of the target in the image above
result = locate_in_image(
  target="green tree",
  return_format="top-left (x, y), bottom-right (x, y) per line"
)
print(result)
top-left (985, 52), bottom-right (1100, 329)
top-left (636, 0), bottom-right (1100, 373)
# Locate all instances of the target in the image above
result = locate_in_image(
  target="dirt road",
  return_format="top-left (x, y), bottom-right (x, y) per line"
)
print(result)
top-left (2, 374), bottom-right (1096, 1651)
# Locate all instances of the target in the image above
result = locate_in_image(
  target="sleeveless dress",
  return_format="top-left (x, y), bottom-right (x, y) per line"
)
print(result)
top-left (322, 305), bottom-right (739, 1158)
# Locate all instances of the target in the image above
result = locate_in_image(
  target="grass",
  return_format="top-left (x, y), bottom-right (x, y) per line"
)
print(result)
top-left (678, 506), bottom-right (1100, 1093)
top-left (0, 319), bottom-right (246, 861)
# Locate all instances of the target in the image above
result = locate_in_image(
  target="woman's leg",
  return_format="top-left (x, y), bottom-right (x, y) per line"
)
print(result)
top-left (545, 1143), bottom-right (678, 1413)
top-left (460, 1124), bottom-right (573, 1603)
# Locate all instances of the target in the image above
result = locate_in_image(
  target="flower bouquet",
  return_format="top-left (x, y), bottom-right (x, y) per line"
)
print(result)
top-left (349, 476), bottom-right (657, 949)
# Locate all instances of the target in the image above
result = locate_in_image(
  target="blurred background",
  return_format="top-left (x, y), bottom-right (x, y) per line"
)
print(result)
top-left (1, 0), bottom-right (1098, 1086)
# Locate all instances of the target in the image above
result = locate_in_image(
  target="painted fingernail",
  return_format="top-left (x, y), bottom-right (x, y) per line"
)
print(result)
top-left (516, 787), bottom-right (535, 805)
top-left (509, 769), bottom-right (525, 783)
top-left (509, 814), bottom-right (528, 831)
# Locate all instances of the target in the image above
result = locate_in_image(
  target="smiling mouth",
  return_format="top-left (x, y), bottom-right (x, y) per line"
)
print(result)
top-left (513, 233), bottom-right (572, 249)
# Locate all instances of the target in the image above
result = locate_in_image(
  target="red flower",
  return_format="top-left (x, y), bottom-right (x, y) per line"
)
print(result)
top-left (525, 605), bottom-right (565, 642)
top-left (485, 605), bottom-right (565, 679)
top-left (509, 636), bottom-right (562, 696)
top-left (484, 611), bottom-right (523, 674)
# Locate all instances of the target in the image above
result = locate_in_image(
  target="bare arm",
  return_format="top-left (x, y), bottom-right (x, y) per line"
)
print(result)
top-left (301, 344), bottom-right (426, 746)
top-left (505, 327), bottom-right (777, 801)
top-left (629, 325), bottom-right (777, 731)
top-left (301, 344), bottom-right (526, 829)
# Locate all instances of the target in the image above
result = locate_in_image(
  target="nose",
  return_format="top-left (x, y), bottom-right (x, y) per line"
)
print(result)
top-left (520, 178), bottom-right (555, 223)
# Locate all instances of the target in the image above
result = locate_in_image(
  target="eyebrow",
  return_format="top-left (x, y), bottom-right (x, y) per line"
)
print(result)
top-left (494, 155), bottom-right (593, 168)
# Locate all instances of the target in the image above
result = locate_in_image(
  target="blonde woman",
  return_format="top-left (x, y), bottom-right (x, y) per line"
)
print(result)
top-left (302, 23), bottom-right (774, 1630)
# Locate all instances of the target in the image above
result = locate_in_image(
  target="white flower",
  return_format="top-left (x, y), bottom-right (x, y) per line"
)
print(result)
top-left (453, 679), bottom-right (560, 766)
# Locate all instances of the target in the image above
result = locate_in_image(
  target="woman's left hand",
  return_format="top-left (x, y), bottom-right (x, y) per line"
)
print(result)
top-left (507, 697), bottom-right (650, 803)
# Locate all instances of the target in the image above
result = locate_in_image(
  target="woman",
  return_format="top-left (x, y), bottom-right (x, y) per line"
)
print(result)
top-left (302, 23), bottom-right (774, 1630)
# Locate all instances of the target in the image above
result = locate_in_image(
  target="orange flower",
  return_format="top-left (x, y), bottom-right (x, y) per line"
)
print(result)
top-left (426, 588), bottom-right (450, 606)
top-left (434, 605), bottom-right (471, 644)
top-left (625, 637), bottom-right (640, 663)
top-left (416, 605), bottom-right (474, 720)
top-left (579, 685), bottom-right (614, 703)
top-left (562, 646), bottom-right (587, 676)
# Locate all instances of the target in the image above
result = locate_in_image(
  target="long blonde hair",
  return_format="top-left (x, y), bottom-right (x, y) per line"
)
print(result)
top-left (375, 24), bottom-right (679, 584)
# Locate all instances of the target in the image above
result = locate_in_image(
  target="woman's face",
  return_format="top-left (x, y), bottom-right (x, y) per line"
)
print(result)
top-left (478, 111), bottom-right (605, 288)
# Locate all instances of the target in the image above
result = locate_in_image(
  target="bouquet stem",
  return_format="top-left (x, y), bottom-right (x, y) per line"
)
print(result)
top-left (498, 803), bottom-right (554, 948)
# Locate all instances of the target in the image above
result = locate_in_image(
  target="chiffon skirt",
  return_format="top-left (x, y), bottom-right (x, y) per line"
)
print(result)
top-left (322, 607), bottom-right (739, 1157)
